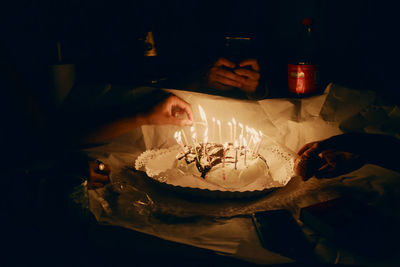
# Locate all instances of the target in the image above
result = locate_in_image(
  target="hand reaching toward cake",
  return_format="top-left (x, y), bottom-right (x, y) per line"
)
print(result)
top-left (295, 141), bottom-right (363, 180)
top-left (81, 94), bottom-right (193, 144)
top-left (295, 133), bottom-right (400, 180)
top-left (145, 94), bottom-right (193, 126)
top-left (233, 59), bottom-right (261, 93)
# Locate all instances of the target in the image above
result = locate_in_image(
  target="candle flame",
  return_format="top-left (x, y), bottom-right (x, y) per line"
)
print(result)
top-left (178, 131), bottom-right (182, 142)
top-left (198, 105), bottom-right (207, 123)
top-left (223, 142), bottom-right (228, 150)
top-left (251, 128), bottom-right (258, 137)
top-left (216, 120), bottom-right (221, 126)
top-left (234, 140), bottom-right (239, 148)
top-left (243, 138), bottom-right (247, 147)
top-left (190, 126), bottom-right (195, 133)
top-left (232, 118), bottom-right (236, 126)
top-left (212, 117), bottom-right (215, 122)
top-left (174, 131), bottom-right (183, 144)
top-left (181, 130), bottom-right (188, 145)
top-left (228, 122), bottom-right (232, 127)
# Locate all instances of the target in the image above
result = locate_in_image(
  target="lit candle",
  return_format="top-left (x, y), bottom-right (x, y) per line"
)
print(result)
top-left (255, 130), bottom-right (263, 156)
top-left (181, 129), bottom-right (188, 146)
top-left (239, 123), bottom-right (244, 140)
top-left (247, 129), bottom-right (254, 155)
top-left (198, 105), bottom-right (208, 124)
top-left (174, 131), bottom-right (185, 153)
top-left (232, 118), bottom-right (237, 144)
top-left (191, 132), bottom-right (200, 162)
top-left (190, 126), bottom-right (197, 145)
top-left (203, 128), bottom-right (209, 161)
top-left (222, 142), bottom-right (228, 180)
top-left (228, 122), bottom-right (232, 143)
top-left (212, 117), bottom-right (215, 143)
top-left (239, 134), bottom-right (243, 149)
top-left (198, 105), bottom-right (208, 136)
top-left (245, 126), bottom-right (249, 142)
top-left (234, 140), bottom-right (239, 170)
top-left (222, 142), bottom-right (228, 168)
top-left (203, 127), bottom-right (208, 144)
top-left (251, 131), bottom-right (260, 158)
top-left (217, 120), bottom-right (222, 144)
top-left (243, 138), bottom-right (247, 166)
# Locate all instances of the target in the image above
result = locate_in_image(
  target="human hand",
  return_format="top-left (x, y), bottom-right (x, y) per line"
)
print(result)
top-left (295, 138), bottom-right (364, 180)
top-left (145, 94), bottom-right (193, 126)
top-left (233, 59), bottom-right (260, 93)
top-left (88, 160), bottom-right (111, 189)
top-left (206, 58), bottom-right (245, 91)
top-left (206, 58), bottom-right (260, 93)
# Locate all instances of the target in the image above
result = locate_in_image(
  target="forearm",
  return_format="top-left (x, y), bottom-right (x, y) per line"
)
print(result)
top-left (80, 114), bottom-right (148, 145)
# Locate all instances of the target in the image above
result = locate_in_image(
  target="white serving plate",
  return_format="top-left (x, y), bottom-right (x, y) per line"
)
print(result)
top-left (135, 145), bottom-right (295, 198)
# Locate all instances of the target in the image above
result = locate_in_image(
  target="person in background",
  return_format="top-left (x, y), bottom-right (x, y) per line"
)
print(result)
top-left (205, 57), bottom-right (265, 99)
top-left (295, 133), bottom-right (400, 180)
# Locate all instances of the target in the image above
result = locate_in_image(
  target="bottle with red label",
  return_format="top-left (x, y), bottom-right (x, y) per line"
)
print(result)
top-left (288, 18), bottom-right (320, 96)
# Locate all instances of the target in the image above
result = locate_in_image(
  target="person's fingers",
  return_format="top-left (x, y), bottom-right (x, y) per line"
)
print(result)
top-left (297, 142), bottom-right (315, 156)
top-left (212, 67), bottom-right (246, 83)
top-left (214, 57), bottom-right (236, 69)
top-left (162, 97), bottom-right (194, 126)
top-left (212, 74), bottom-right (243, 88)
top-left (293, 156), bottom-right (308, 180)
top-left (233, 68), bottom-right (260, 81)
top-left (173, 118), bottom-right (193, 126)
top-left (170, 95), bottom-right (194, 123)
top-left (160, 113), bottom-right (192, 126)
top-left (315, 167), bottom-right (336, 178)
top-left (294, 155), bottom-right (316, 180)
top-left (239, 59), bottom-right (260, 72)
top-left (297, 142), bottom-right (319, 156)
top-left (208, 81), bottom-right (235, 91)
top-left (317, 163), bottom-right (335, 172)
top-left (238, 78), bottom-right (259, 93)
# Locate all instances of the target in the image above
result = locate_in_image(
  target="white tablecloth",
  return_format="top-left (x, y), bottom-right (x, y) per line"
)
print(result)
top-left (84, 83), bottom-right (400, 265)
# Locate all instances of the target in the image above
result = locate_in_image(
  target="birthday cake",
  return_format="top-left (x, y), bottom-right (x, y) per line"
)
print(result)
top-left (174, 143), bottom-right (271, 189)
top-left (135, 105), bottom-right (294, 194)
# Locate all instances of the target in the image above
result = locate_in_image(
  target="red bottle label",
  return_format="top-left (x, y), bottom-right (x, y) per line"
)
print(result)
top-left (288, 64), bottom-right (318, 94)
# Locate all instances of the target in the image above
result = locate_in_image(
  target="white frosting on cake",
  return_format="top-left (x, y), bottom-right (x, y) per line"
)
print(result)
top-left (174, 143), bottom-right (271, 189)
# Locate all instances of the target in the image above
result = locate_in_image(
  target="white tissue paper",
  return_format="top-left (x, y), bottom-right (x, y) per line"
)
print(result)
top-left (84, 83), bottom-right (400, 264)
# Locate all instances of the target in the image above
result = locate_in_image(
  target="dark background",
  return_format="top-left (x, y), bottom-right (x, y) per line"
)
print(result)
top-left (1, 0), bottom-right (398, 101)
top-left (0, 1), bottom-right (399, 265)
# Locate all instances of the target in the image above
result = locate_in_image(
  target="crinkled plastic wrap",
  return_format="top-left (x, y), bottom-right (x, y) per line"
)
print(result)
top-left (82, 83), bottom-right (400, 262)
